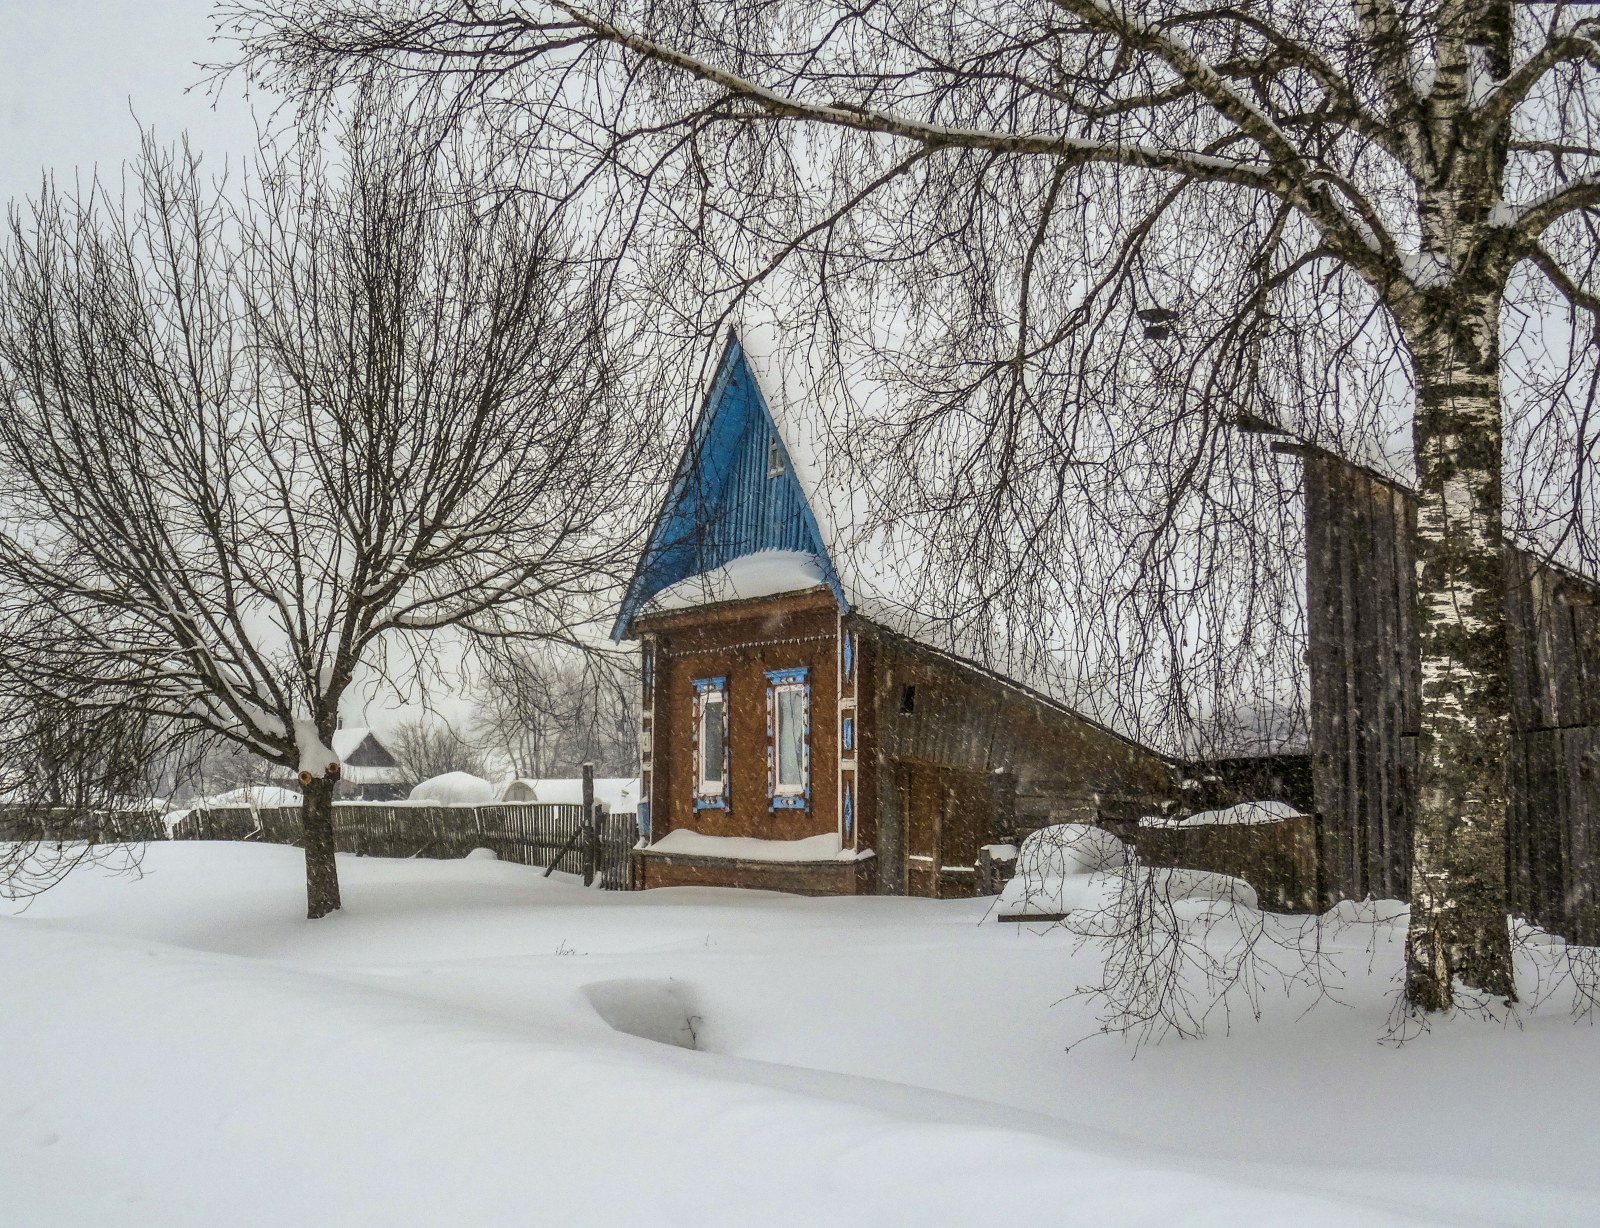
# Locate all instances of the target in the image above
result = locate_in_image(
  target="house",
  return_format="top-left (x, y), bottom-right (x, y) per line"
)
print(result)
top-left (613, 329), bottom-right (1176, 897)
top-left (330, 726), bottom-right (408, 801)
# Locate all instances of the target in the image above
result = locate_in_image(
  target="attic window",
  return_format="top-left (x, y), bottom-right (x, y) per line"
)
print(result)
top-left (899, 684), bottom-right (917, 715)
top-left (767, 436), bottom-right (785, 477)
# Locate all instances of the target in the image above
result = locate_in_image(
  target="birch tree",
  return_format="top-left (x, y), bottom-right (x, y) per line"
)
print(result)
top-left (0, 113), bottom-right (633, 918)
top-left (223, 1), bottom-right (1600, 1006)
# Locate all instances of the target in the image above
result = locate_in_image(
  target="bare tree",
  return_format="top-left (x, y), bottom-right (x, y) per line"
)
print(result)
top-left (0, 659), bottom-right (180, 901)
top-left (171, 737), bottom-right (284, 800)
top-left (474, 641), bottom-right (637, 778)
top-left (0, 107), bottom-right (638, 918)
top-left (388, 715), bottom-right (491, 786)
top-left (223, 0), bottom-right (1600, 1006)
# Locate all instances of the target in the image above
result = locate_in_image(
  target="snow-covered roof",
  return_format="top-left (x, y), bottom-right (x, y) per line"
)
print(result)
top-left (409, 772), bottom-right (498, 805)
top-left (643, 550), bottom-right (830, 613)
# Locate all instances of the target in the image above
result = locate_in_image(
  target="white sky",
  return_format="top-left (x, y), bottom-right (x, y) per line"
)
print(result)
top-left (0, 3), bottom-right (493, 741)
top-left (1, 0), bottom-right (270, 211)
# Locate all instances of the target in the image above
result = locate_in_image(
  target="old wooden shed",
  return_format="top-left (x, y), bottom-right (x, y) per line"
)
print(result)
top-left (1294, 444), bottom-right (1600, 939)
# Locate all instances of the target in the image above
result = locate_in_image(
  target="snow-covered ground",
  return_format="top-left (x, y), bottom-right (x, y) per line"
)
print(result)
top-left (2, 843), bottom-right (1596, 1227)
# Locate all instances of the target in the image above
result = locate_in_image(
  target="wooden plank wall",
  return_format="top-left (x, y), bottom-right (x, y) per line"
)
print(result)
top-left (869, 627), bottom-right (1176, 895)
top-left (1303, 450), bottom-right (1600, 940)
top-left (1504, 555), bottom-right (1600, 941)
top-left (1304, 451), bottom-right (1417, 904)
top-left (0, 806), bottom-right (170, 844)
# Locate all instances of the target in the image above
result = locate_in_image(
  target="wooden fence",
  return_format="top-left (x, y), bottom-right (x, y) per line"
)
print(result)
top-left (1101, 814), bottom-right (1322, 914)
top-left (0, 806), bottom-right (170, 845)
top-left (8, 802), bottom-right (642, 890)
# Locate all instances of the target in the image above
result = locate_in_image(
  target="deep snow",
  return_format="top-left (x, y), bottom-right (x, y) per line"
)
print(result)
top-left (2, 843), bottom-right (1597, 1227)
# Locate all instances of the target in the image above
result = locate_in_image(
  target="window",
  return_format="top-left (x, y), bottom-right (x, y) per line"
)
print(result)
top-left (765, 667), bottom-right (809, 809)
top-left (899, 684), bottom-right (917, 715)
top-left (693, 677), bottom-right (728, 809)
top-left (767, 436), bottom-right (785, 477)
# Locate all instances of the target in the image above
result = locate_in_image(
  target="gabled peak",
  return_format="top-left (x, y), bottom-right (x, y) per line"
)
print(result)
top-left (611, 332), bottom-right (846, 638)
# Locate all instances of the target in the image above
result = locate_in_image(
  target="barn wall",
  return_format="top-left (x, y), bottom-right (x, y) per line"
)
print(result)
top-left (637, 590), bottom-right (840, 846)
top-left (1303, 450), bottom-right (1600, 939)
top-left (865, 628), bottom-right (1175, 897)
top-left (1303, 451), bottom-right (1418, 903)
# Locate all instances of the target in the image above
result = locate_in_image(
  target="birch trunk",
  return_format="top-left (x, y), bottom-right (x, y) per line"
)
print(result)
top-left (1404, 293), bottom-right (1515, 1010)
top-left (302, 775), bottom-right (342, 919)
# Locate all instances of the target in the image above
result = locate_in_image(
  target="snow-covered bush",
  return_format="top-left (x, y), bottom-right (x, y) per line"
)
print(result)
top-left (996, 822), bottom-right (1327, 1044)
top-left (408, 772), bottom-right (498, 805)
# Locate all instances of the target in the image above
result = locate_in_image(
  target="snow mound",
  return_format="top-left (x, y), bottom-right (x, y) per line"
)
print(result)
top-left (1148, 867), bottom-right (1259, 913)
top-left (584, 978), bottom-right (703, 1049)
top-left (1018, 823), bottom-right (1128, 878)
top-left (189, 786), bottom-right (303, 810)
top-left (645, 549), bottom-right (829, 612)
top-left (500, 777), bottom-right (641, 810)
top-left (648, 829), bottom-right (871, 862)
top-left (409, 772), bottom-right (498, 805)
top-left (996, 823), bottom-right (1257, 918)
top-left (1139, 799), bottom-right (1303, 829)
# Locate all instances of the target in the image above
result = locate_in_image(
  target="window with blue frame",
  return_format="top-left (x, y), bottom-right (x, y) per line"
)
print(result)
top-left (766, 668), bottom-right (809, 809)
top-left (693, 677), bottom-right (729, 809)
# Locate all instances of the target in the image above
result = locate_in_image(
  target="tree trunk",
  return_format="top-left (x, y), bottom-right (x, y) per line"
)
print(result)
top-left (302, 775), bottom-right (342, 919)
top-left (1405, 298), bottom-right (1515, 1011)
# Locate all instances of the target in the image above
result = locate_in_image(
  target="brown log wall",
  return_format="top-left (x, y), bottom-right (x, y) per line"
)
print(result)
top-left (868, 628), bottom-right (1177, 896)
top-left (631, 849), bottom-right (875, 895)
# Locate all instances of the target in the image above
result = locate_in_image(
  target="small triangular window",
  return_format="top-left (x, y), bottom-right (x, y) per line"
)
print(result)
top-left (767, 436), bottom-right (785, 477)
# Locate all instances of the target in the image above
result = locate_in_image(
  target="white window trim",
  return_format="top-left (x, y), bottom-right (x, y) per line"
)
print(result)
top-left (765, 667), bottom-right (809, 810)
top-left (772, 682), bottom-right (807, 796)
top-left (692, 678), bottom-right (728, 807)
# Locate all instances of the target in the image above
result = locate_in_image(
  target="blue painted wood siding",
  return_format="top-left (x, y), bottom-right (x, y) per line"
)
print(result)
top-left (614, 333), bottom-right (844, 637)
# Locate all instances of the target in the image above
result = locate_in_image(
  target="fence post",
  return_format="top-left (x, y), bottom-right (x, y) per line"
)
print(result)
top-left (581, 763), bottom-right (597, 887)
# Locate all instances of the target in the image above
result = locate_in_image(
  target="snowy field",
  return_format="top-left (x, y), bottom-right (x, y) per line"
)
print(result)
top-left (3, 844), bottom-right (1597, 1227)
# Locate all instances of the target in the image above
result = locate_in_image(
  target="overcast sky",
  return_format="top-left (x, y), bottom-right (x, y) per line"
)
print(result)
top-left (0, 2), bottom-right (493, 740)
top-left (2, 1), bottom-right (269, 211)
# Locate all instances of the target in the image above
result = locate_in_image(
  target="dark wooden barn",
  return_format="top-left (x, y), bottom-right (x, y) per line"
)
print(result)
top-left (615, 331), bottom-right (1176, 897)
top-left (1293, 443), bottom-right (1600, 940)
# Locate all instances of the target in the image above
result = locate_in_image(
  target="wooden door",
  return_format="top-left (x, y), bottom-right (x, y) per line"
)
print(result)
top-left (902, 764), bottom-right (940, 897)
top-left (899, 762), bottom-right (988, 898)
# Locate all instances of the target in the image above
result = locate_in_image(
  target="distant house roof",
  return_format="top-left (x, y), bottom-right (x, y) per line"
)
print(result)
top-left (328, 727), bottom-right (406, 786)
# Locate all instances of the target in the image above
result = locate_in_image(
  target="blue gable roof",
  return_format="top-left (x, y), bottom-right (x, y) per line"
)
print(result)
top-left (611, 333), bottom-right (846, 639)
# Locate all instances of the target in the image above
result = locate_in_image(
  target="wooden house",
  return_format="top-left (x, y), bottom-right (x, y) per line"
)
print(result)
top-left (613, 330), bottom-right (1176, 897)
top-left (1286, 442), bottom-right (1600, 939)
